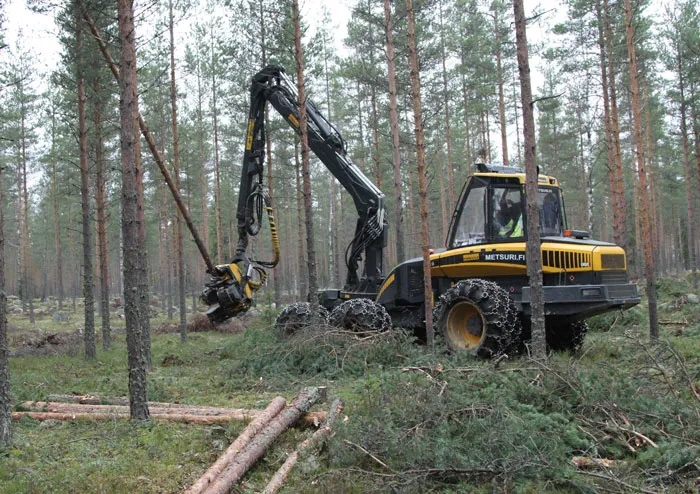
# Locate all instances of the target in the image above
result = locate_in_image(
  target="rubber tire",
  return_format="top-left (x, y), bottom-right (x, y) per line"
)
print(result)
top-left (274, 302), bottom-right (329, 336)
top-left (546, 320), bottom-right (588, 353)
top-left (433, 279), bottom-right (521, 358)
top-left (329, 298), bottom-right (392, 333)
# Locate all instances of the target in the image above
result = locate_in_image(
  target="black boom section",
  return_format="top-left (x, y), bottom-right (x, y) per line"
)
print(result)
top-left (236, 66), bottom-right (387, 293)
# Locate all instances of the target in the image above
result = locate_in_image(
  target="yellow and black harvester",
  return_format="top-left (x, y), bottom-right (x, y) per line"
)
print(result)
top-left (202, 66), bottom-right (639, 357)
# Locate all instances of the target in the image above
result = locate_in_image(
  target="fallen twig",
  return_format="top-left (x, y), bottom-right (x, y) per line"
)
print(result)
top-left (576, 470), bottom-right (657, 494)
top-left (343, 439), bottom-right (391, 470)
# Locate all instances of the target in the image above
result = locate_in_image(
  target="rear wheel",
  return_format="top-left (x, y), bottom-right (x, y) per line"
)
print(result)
top-left (434, 279), bottom-right (521, 358)
top-left (274, 302), bottom-right (329, 336)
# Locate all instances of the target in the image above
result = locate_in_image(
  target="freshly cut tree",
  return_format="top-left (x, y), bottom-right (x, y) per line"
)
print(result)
top-left (405, 0), bottom-right (433, 347)
top-left (118, 0), bottom-right (149, 420)
top-left (513, 0), bottom-right (546, 360)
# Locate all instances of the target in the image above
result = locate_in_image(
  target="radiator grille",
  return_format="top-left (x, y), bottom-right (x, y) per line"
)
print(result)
top-left (601, 254), bottom-right (626, 269)
top-left (542, 250), bottom-right (591, 270)
top-left (600, 271), bottom-right (628, 284)
top-left (408, 266), bottom-right (423, 297)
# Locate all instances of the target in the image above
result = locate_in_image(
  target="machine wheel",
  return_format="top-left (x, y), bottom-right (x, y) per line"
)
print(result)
top-left (433, 279), bottom-right (521, 358)
top-left (546, 320), bottom-right (588, 353)
top-left (274, 302), bottom-right (329, 336)
top-left (329, 298), bottom-right (392, 333)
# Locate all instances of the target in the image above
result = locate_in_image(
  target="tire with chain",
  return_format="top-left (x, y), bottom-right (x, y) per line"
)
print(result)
top-left (546, 320), bottom-right (588, 353)
top-left (329, 298), bottom-right (392, 333)
top-left (433, 279), bottom-right (521, 358)
top-left (274, 302), bottom-right (329, 336)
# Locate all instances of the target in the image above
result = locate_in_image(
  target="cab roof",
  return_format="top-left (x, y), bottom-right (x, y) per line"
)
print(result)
top-left (473, 163), bottom-right (559, 187)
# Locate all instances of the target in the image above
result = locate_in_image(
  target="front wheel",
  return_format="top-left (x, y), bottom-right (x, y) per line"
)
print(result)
top-left (433, 279), bottom-right (521, 358)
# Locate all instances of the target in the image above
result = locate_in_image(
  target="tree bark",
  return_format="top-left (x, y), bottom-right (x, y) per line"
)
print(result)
top-left (494, 8), bottom-right (509, 166)
top-left (211, 24), bottom-right (224, 265)
top-left (93, 77), bottom-right (111, 350)
top-left (623, 0), bottom-right (658, 338)
top-left (18, 73), bottom-right (34, 324)
top-left (383, 0), bottom-right (405, 265)
top-left (405, 0), bottom-right (434, 347)
top-left (294, 143), bottom-right (307, 299)
top-left (604, 0), bottom-right (627, 251)
top-left (0, 163), bottom-right (11, 446)
top-left (118, 0), bottom-right (149, 420)
top-left (513, 0), bottom-right (546, 360)
top-left (677, 49), bottom-right (697, 288)
top-left (186, 397), bottom-right (287, 494)
top-left (49, 94), bottom-right (64, 311)
top-left (169, 0), bottom-right (187, 341)
top-left (293, 0), bottom-right (319, 313)
top-left (76, 10), bottom-right (96, 360)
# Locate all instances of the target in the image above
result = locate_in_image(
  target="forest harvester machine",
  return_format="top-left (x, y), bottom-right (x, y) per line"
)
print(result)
top-left (201, 66), bottom-right (640, 357)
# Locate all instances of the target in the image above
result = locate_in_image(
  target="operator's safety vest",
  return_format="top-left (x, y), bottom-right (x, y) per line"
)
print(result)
top-left (500, 215), bottom-right (523, 237)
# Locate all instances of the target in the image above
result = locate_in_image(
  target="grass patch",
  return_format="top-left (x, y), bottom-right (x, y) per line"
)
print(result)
top-left (4, 277), bottom-right (700, 492)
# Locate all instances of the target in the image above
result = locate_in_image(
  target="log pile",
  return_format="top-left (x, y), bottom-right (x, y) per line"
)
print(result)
top-left (187, 386), bottom-right (331, 494)
top-left (17, 388), bottom-right (344, 492)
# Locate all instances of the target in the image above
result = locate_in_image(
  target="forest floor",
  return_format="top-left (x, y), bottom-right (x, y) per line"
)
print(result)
top-left (2, 275), bottom-right (700, 493)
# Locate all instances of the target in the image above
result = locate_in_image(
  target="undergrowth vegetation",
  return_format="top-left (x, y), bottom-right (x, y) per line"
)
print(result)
top-left (2, 276), bottom-right (699, 492)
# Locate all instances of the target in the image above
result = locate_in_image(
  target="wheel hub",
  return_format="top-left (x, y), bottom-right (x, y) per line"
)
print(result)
top-left (446, 301), bottom-right (486, 350)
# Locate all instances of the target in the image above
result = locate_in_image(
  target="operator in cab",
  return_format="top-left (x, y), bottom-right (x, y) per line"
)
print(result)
top-left (497, 196), bottom-right (523, 238)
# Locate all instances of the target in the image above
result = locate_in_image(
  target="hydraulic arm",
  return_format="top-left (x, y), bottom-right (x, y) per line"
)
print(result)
top-left (203, 66), bottom-right (387, 323)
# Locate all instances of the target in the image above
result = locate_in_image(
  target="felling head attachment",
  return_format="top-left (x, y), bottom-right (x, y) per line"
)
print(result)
top-left (201, 259), bottom-right (267, 323)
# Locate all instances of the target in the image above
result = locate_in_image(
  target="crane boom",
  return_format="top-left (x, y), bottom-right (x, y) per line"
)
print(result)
top-left (203, 66), bottom-right (387, 323)
top-left (237, 65), bottom-right (387, 292)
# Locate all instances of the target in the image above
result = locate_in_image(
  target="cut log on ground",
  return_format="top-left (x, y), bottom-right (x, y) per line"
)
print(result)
top-left (46, 394), bottom-right (247, 411)
top-left (204, 386), bottom-right (325, 494)
top-left (13, 404), bottom-right (326, 426)
top-left (262, 398), bottom-right (344, 494)
top-left (186, 396), bottom-right (287, 494)
top-left (22, 402), bottom-right (256, 417)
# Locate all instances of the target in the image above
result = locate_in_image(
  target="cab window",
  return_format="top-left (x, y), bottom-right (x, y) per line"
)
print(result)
top-left (453, 183), bottom-right (486, 247)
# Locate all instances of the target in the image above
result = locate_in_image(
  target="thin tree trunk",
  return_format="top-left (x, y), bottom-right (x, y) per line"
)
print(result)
top-left (211, 24), bottom-right (224, 264)
top-left (259, 4), bottom-right (281, 306)
top-left (294, 143), bottom-right (307, 299)
top-left (0, 163), bottom-right (11, 446)
top-left (405, 0), bottom-right (433, 347)
top-left (383, 0), bottom-right (404, 265)
top-left (678, 49), bottom-right (697, 288)
top-left (94, 79), bottom-right (111, 350)
top-left (514, 0), bottom-right (546, 361)
top-left (50, 96), bottom-right (64, 311)
top-left (292, 0), bottom-right (319, 314)
top-left (623, 0), bottom-right (658, 339)
top-left (439, 0), bottom-right (456, 209)
top-left (196, 55), bottom-right (209, 285)
top-left (494, 9), bottom-right (509, 166)
top-left (18, 78), bottom-right (34, 324)
top-left (597, 0), bottom-right (616, 243)
top-left (169, 0), bottom-right (187, 341)
top-left (77, 11), bottom-right (95, 360)
top-left (118, 0), bottom-right (149, 420)
top-left (604, 0), bottom-right (627, 251)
